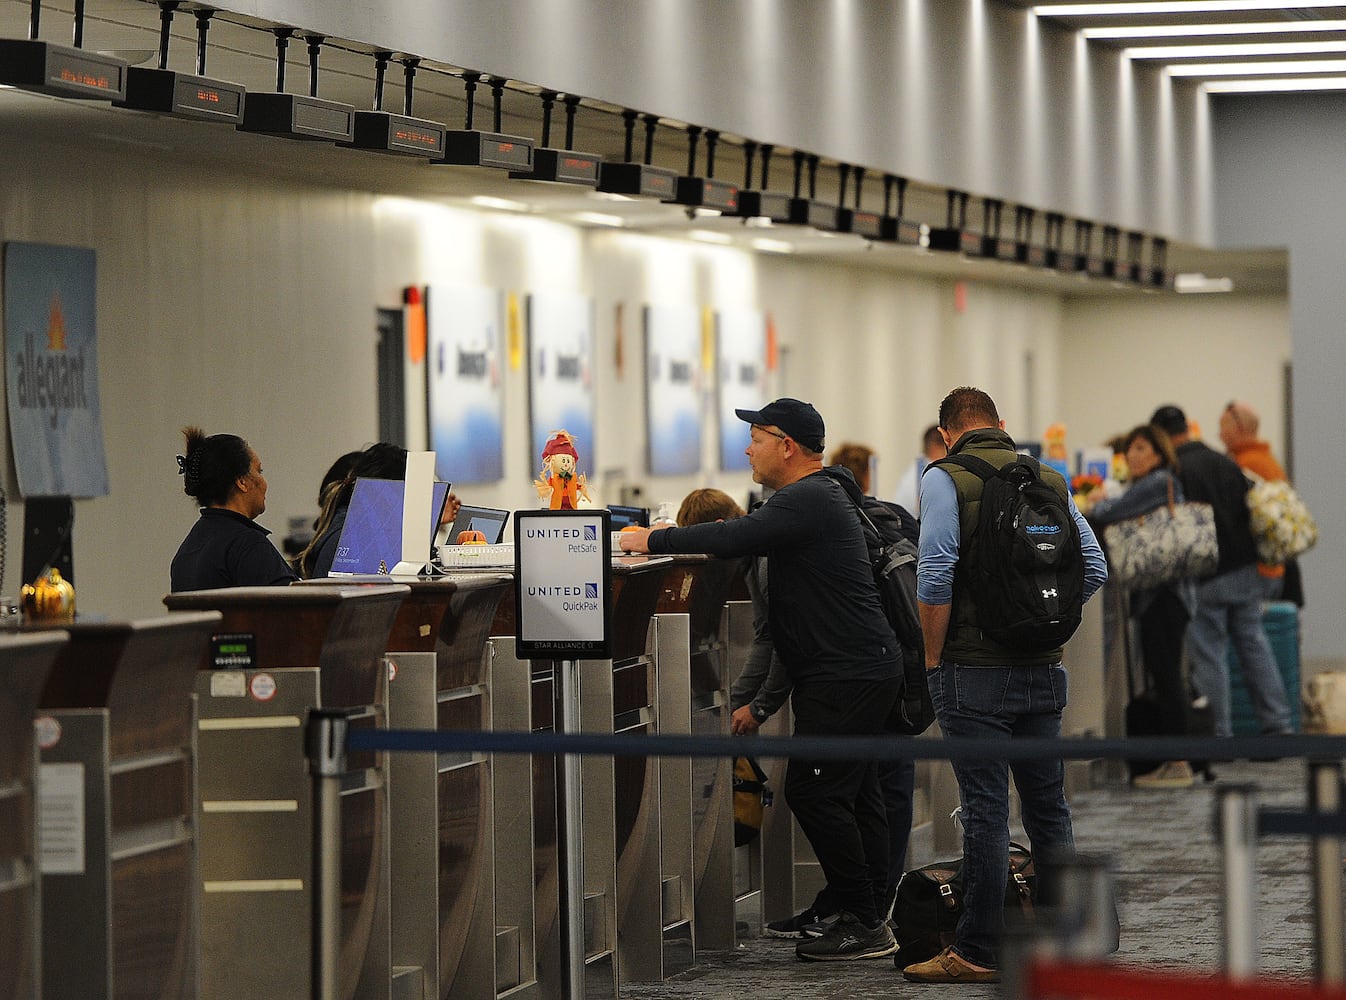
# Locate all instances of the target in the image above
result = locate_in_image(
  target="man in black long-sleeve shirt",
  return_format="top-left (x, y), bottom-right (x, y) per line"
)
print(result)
top-left (620, 398), bottom-right (902, 962)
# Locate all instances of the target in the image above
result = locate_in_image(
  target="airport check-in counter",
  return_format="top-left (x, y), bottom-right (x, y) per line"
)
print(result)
top-left (489, 555), bottom-right (673, 998)
top-left (651, 555), bottom-right (745, 956)
top-left (0, 631), bottom-right (65, 1000)
top-left (298, 572), bottom-right (515, 1000)
top-left (163, 585), bottom-right (407, 1000)
top-left (31, 613), bottom-right (221, 1000)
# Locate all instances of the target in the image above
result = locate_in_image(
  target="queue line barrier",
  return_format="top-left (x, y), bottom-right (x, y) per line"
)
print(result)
top-left (307, 720), bottom-right (1346, 1000)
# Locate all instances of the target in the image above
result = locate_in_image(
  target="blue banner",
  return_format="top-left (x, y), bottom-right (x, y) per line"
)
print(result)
top-left (4, 242), bottom-right (109, 497)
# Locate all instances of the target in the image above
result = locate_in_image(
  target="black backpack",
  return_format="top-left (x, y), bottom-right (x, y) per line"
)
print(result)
top-left (935, 453), bottom-right (1085, 653)
top-left (823, 468), bottom-right (934, 736)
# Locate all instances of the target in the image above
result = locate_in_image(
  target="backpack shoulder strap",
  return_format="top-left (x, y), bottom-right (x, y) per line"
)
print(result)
top-left (820, 466), bottom-right (882, 539)
top-left (934, 452), bottom-right (1000, 481)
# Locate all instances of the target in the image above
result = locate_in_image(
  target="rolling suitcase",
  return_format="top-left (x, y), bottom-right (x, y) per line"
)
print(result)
top-left (1228, 600), bottom-right (1301, 736)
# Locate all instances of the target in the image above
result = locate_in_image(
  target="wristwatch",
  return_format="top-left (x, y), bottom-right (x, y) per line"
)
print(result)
top-left (750, 704), bottom-right (768, 722)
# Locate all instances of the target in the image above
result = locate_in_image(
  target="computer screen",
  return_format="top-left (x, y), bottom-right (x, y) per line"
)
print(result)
top-left (448, 504), bottom-right (511, 544)
top-left (328, 478), bottom-right (450, 575)
top-left (607, 504), bottom-right (649, 529)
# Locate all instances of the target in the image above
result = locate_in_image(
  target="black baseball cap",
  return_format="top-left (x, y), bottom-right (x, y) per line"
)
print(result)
top-left (1150, 405), bottom-right (1188, 436)
top-left (735, 397), bottom-right (826, 453)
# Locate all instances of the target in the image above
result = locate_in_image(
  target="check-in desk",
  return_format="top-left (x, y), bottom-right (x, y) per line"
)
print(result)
top-left (300, 572), bottom-right (515, 1000)
top-left (164, 585), bottom-right (406, 1000)
top-left (651, 555), bottom-right (745, 958)
top-left (32, 613), bottom-right (220, 1000)
top-left (0, 631), bottom-right (65, 1000)
top-left (487, 556), bottom-right (673, 999)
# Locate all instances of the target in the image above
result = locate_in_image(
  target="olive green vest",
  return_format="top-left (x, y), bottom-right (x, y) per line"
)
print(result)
top-left (938, 428), bottom-right (1071, 666)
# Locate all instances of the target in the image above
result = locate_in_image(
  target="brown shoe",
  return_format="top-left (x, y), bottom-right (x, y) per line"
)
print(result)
top-left (902, 946), bottom-right (1000, 983)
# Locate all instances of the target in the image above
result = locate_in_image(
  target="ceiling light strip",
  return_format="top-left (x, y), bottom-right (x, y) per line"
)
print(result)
top-left (1127, 40), bottom-right (1346, 58)
top-left (1203, 75), bottom-right (1346, 91)
top-left (1037, 1), bottom-right (1346, 15)
top-left (1168, 58), bottom-right (1346, 76)
top-left (1085, 20), bottom-right (1346, 40)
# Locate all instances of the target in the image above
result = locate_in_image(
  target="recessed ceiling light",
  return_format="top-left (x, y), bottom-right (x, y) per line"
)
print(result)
top-left (1086, 19), bottom-right (1346, 40)
top-left (751, 237), bottom-right (793, 254)
top-left (470, 195), bottom-right (528, 212)
top-left (571, 211), bottom-right (624, 227)
top-left (1174, 272), bottom-right (1234, 293)
top-left (690, 231), bottom-right (733, 245)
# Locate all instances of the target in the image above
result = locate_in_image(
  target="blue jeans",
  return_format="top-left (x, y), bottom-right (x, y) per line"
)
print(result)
top-left (1187, 564), bottom-right (1292, 737)
top-left (930, 662), bottom-right (1075, 969)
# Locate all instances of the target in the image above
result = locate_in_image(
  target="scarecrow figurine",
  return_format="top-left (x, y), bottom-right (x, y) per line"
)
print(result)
top-left (534, 429), bottom-right (591, 510)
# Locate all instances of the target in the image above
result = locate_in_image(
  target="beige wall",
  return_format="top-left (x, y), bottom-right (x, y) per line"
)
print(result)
top-left (0, 138), bottom-right (1288, 632)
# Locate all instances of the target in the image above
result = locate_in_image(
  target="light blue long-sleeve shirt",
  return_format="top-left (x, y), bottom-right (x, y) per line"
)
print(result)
top-left (916, 464), bottom-right (1108, 605)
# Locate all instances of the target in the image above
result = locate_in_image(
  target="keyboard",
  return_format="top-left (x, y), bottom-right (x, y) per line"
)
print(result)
top-left (436, 543), bottom-right (516, 568)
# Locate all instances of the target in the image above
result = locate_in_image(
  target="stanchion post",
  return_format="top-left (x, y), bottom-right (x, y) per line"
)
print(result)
top-left (306, 709), bottom-right (349, 1000)
top-left (1216, 784), bottom-right (1259, 979)
top-left (558, 659), bottom-right (586, 1000)
top-left (1309, 759), bottom-right (1346, 984)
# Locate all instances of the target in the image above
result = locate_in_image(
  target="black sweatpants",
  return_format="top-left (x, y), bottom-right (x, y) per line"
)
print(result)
top-left (785, 676), bottom-right (902, 927)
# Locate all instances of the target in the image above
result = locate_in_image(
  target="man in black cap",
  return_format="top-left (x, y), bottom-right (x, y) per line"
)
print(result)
top-left (1149, 404), bottom-right (1293, 738)
top-left (620, 397), bottom-right (903, 962)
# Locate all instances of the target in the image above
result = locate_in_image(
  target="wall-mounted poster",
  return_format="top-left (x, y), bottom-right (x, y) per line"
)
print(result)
top-left (527, 292), bottom-right (595, 475)
top-left (644, 303), bottom-right (703, 476)
top-left (427, 286), bottom-right (504, 483)
top-left (715, 308), bottom-right (767, 472)
top-left (4, 242), bottom-right (109, 497)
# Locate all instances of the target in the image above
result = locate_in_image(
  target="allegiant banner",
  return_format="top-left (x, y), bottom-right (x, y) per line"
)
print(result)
top-left (4, 242), bottom-right (109, 496)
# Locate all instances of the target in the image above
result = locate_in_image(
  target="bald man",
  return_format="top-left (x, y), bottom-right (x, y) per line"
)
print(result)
top-left (1219, 400), bottom-right (1287, 599)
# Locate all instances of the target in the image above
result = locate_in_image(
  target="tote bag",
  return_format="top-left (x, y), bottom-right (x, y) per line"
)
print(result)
top-left (1102, 480), bottom-right (1218, 591)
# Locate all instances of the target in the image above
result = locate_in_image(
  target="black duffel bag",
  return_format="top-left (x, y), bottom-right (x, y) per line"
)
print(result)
top-left (890, 842), bottom-right (1036, 966)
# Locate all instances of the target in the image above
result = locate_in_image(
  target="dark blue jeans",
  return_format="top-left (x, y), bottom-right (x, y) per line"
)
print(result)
top-left (929, 662), bottom-right (1075, 969)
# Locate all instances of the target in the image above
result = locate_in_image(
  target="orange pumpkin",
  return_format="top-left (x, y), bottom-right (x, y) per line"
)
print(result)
top-left (22, 567), bottom-right (75, 620)
top-left (456, 529), bottom-right (488, 545)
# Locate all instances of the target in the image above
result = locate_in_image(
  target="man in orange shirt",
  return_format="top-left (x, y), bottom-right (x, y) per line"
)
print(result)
top-left (1219, 400), bottom-right (1287, 600)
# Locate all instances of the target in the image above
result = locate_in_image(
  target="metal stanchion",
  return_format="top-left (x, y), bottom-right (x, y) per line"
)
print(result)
top-left (558, 659), bottom-right (586, 1000)
top-left (1216, 784), bottom-right (1259, 979)
top-left (307, 709), bottom-right (348, 1000)
top-left (1309, 759), bottom-right (1346, 984)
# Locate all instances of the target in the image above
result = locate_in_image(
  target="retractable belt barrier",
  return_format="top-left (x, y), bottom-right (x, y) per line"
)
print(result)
top-left (309, 723), bottom-right (1346, 1000)
top-left (346, 728), bottom-right (1346, 764)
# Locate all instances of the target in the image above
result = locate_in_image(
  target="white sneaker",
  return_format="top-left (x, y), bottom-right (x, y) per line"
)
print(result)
top-left (1132, 760), bottom-right (1195, 789)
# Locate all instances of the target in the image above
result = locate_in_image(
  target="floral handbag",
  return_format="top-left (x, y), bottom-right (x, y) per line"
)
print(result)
top-left (1245, 471), bottom-right (1317, 565)
top-left (1102, 480), bottom-right (1219, 590)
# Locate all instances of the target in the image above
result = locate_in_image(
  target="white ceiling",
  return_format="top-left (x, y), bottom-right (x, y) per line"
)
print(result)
top-left (0, 0), bottom-right (1288, 297)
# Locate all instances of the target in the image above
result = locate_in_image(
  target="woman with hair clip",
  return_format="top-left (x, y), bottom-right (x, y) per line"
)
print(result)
top-left (1085, 423), bottom-right (1201, 790)
top-left (170, 426), bottom-right (297, 591)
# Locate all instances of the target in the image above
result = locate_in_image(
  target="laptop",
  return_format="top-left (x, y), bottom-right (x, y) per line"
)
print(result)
top-left (328, 477), bottom-right (451, 576)
top-left (447, 504), bottom-right (511, 545)
top-left (607, 504), bottom-right (649, 530)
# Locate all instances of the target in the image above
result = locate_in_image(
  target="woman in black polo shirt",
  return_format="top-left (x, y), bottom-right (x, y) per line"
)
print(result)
top-left (170, 427), bottom-right (297, 591)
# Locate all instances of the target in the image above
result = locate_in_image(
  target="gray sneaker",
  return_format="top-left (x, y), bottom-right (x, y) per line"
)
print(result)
top-left (795, 912), bottom-right (898, 961)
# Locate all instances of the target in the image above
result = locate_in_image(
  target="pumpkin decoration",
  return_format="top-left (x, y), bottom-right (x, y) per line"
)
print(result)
top-left (22, 567), bottom-right (76, 621)
top-left (456, 529), bottom-right (488, 545)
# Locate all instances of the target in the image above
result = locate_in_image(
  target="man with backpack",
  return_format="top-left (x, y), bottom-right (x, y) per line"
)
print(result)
top-left (619, 397), bottom-right (903, 962)
top-left (903, 387), bottom-right (1107, 984)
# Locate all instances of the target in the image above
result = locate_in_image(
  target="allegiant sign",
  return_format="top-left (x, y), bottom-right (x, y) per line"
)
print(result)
top-left (4, 242), bottom-right (109, 497)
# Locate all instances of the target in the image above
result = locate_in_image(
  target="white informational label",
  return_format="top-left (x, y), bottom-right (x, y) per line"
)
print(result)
top-left (210, 671), bottom-right (248, 698)
top-left (516, 510), bottom-right (611, 659)
top-left (38, 762), bottom-right (85, 874)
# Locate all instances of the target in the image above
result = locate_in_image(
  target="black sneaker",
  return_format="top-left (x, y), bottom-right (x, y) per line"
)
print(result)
top-left (795, 912), bottom-right (898, 961)
top-left (765, 905), bottom-right (836, 939)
